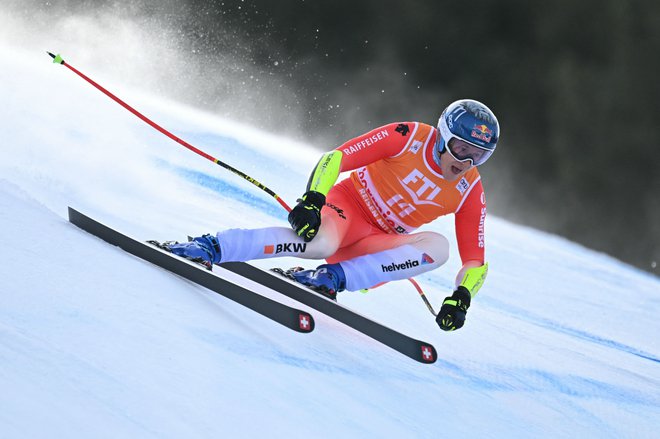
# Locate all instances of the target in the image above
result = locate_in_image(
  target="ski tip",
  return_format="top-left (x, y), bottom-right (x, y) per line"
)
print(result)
top-left (297, 312), bottom-right (315, 333)
top-left (420, 344), bottom-right (437, 364)
top-left (47, 51), bottom-right (64, 64)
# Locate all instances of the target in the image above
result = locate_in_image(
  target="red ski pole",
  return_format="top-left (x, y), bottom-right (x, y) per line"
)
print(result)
top-left (49, 52), bottom-right (436, 312)
top-left (47, 52), bottom-right (292, 212)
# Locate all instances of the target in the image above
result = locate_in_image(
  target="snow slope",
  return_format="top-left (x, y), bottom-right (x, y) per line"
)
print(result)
top-left (1, 49), bottom-right (659, 439)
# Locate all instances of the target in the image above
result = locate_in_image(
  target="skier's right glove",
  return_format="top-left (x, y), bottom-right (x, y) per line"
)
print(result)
top-left (288, 191), bottom-right (326, 242)
top-left (436, 286), bottom-right (471, 331)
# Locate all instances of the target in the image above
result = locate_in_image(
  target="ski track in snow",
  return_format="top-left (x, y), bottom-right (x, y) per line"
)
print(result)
top-left (1, 48), bottom-right (659, 438)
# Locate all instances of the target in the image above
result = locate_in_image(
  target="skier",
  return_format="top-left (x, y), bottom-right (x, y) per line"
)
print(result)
top-left (164, 99), bottom-right (499, 332)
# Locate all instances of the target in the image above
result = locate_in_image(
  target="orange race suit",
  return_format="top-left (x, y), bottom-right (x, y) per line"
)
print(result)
top-left (215, 121), bottom-right (488, 293)
top-left (331, 121), bottom-right (485, 265)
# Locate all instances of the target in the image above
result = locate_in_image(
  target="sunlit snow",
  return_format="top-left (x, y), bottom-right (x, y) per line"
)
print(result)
top-left (1, 49), bottom-right (658, 439)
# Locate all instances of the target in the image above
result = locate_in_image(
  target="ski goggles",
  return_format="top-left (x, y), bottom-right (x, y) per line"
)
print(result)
top-left (437, 118), bottom-right (495, 166)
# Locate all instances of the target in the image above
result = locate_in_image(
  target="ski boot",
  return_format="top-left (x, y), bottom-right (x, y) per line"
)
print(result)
top-left (272, 264), bottom-right (346, 300)
top-left (148, 234), bottom-right (221, 270)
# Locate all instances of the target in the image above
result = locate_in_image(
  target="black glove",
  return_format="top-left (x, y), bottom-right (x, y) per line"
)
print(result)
top-left (288, 191), bottom-right (326, 242)
top-left (436, 286), bottom-right (471, 331)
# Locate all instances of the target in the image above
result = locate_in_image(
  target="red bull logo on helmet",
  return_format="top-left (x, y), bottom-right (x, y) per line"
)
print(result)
top-left (471, 124), bottom-right (493, 143)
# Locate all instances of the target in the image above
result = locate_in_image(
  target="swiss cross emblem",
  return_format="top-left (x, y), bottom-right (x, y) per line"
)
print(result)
top-left (299, 314), bottom-right (311, 331)
top-left (421, 345), bottom-right (435, 362)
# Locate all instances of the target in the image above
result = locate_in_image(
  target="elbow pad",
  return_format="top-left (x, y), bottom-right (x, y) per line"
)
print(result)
top-left (459, 262), bottom-right (488, 297)
top-left (305, 150), bottom-right (343, 196)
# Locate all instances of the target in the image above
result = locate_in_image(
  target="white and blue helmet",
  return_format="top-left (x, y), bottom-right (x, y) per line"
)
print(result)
top-left (436, 99), bottom-right (500, 166)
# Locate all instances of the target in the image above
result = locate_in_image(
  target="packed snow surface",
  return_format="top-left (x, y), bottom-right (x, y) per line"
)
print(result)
top-left (1, 49), bottom-right (658, 438)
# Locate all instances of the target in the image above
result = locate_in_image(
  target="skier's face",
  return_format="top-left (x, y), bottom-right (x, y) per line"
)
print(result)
top-left (440, 148), bottom-right (474, 181)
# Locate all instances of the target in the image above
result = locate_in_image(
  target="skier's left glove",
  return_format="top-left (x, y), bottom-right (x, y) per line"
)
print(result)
top-left (436, 286), bottom-right (471, 331)
top-left (288, 191), bottom-right (326, 242)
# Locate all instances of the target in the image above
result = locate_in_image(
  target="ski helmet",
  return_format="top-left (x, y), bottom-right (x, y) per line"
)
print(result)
top-left (436, 99), bottom-right (500, 166)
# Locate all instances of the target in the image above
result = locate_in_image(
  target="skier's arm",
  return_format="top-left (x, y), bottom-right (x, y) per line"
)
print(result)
top-left (287, 150), bottom-right (343, 242)
top-left (436, 182), bottom-right (488, 331)
top-left (454, 179), bottom-right (487, 296)
top-left (289, 123), bottom-right (412, 241)
top-left (336, 122), bottom-right (415, 171)
top-left (303, 122), bottom-right (414, 196)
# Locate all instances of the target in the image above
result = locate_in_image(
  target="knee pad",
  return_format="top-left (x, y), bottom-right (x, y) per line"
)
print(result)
top-left (412, 232), bottom-right (449, 267)
top-left (308, 229), bottom-right (340, 259)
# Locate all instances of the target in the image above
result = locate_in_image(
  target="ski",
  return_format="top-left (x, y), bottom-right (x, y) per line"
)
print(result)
top-left (67, 208), bottom-right (314, 333)
top-left (221, 262), bottom-right (437, 364)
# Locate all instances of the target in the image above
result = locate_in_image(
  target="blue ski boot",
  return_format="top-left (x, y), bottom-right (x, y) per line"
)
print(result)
top-left (158, 234), bottom-right (221, 270)
top-left (284, 264), bottom-right (346, 300)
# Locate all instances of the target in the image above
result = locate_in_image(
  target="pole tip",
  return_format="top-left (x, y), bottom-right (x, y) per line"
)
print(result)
top-left (47, 51), bottom-right (64, 64)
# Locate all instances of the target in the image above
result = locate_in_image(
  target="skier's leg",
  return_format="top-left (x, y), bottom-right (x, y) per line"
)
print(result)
top-left (169, 181), bottom-right (373, 264)
top-left (325, 231), bottom-right (450, 291)
top-left (215, 224), bottom-right (336, 262)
